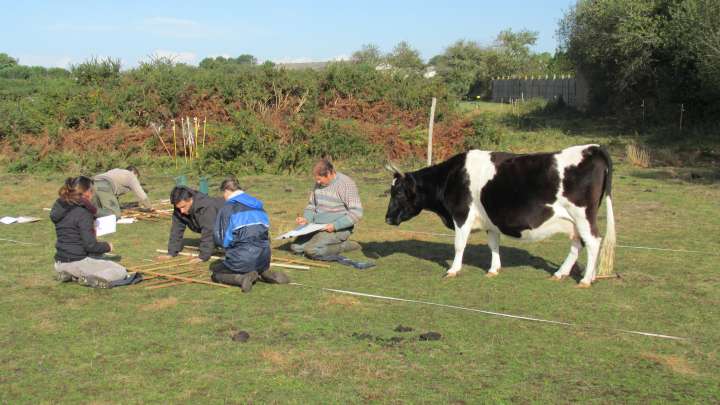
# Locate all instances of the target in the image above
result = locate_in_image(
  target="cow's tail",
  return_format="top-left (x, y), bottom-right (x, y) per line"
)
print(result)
top-left (597, 146), bottom-right (616, 278)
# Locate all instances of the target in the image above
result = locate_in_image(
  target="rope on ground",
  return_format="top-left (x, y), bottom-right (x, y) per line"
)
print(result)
top-left (290, 282), bottom-right (688, 341)
top-left (0, 238), bottom-right (40, 245)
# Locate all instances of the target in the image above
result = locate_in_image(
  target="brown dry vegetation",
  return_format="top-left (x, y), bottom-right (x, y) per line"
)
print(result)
top-left (1, 97), bottom-right (473, 163)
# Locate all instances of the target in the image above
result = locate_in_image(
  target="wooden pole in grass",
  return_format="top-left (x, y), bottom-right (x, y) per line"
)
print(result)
top-left (202, 116), bottom-right (207, 150)
top-left (171, 119), bottom-right (178, 168)
top-left (194, 117), bottom-right (200, 159)
top-left (427, 97), bottom-right (436, 167)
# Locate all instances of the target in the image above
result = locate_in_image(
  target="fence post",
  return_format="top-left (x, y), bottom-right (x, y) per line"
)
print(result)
top-left (427, 97), bottom-right (437, 166)
top-left (679, 103), bottom-right (685, 133)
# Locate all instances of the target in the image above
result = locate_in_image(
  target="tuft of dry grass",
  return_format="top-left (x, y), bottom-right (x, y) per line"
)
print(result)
top-left (322, 295), bottom-right (360, 308)
top-left (626, 143), bottom-right (652, 168)
top-left (140, 297), bottom-right (178, 311)
top-left (642, 353), bottom-right (698, 376)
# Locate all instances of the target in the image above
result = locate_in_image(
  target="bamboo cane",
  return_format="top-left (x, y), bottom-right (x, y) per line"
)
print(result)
top-left (194, 117), bottom-right (200, 159)
top-left (172, 119), bottom-right (177, 169)
top-left (141, 266), bottom-right (207, 283)
top-left (181, 117), bottom-right (188, 164)
top-left (128, 260), bottom-right (198, 276)
top-left (202, 116), bottom-right (207, 150)
top-left (156, 248), bottom-right (311, 270)
top-left (272, 256), bottom-right (330, 268)
top-left (130, 267), bottom-right (230, 288)
top-left (127, 257), bottom-right (188, 269)
top-left (146, 274), bottom-right (206, 290)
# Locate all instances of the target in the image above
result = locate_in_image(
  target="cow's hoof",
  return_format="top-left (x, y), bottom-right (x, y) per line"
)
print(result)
top-left (485, 271), bottom-right (499, 278)
top-left (576, 282), bottom-right (592, 289)
top-left (550, 275), bottom-right (565, 281)
top-left (443, 272), bottom-right (458, 279)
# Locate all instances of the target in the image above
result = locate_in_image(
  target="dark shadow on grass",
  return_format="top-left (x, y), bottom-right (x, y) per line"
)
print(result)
top-left (629, 167), bottom-right (720, 185)
top-left (359, 240), bottom-right (560, 276)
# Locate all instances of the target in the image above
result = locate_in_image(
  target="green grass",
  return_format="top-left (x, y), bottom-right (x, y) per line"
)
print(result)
top-left (1, 102), bottom-right (719, 403)
top-left (1, 154), bottom-right (719, 403)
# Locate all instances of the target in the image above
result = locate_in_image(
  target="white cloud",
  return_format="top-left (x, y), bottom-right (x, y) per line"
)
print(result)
top-left (149, 50), bottom-right (198, 65)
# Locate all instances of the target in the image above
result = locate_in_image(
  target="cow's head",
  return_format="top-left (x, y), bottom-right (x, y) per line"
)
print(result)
top-left (385, 162), bottom-right (423, 225)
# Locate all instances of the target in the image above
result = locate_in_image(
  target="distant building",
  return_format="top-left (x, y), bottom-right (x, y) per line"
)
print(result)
top-left (423, 66), bottom-right (437, 79)
top-left (275, 61), bottom-right (330, 70)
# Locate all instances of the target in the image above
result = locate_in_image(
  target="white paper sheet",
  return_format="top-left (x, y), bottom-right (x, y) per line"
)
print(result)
top-left (1, 216), bottom-right (40, 224)
top-left (274, 223), bottom-right (327, 240)
top-left (95, 215), bottom-right (117, 236)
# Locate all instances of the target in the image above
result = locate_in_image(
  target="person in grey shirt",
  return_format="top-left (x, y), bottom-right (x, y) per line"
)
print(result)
top-left (92, 166), bottom-right (152, 217)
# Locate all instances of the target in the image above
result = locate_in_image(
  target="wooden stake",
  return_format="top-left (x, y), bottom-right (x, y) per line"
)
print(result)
top-left (202, 117), bottom-right (207, 150)
top-left (172, 119), bottom-right (178, 169)
top-left (427, 97), bottom-right (436, 167)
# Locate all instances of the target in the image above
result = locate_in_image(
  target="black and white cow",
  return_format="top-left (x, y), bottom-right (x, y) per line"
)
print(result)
top-left (385, 144), bottom-right (615, 287)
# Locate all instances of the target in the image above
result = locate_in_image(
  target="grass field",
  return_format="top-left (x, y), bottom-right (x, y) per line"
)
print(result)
top-left (1, 147), bottom-right (719, 403)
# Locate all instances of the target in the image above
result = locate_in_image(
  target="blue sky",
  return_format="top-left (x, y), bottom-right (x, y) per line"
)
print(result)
top-left (1, 0), bottom-right (576, 69)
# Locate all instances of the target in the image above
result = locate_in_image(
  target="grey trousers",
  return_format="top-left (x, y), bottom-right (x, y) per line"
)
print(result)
top-left (54, 257), bottom-right (128, 283)
top-left (290, 230), bottom-right (351, 258)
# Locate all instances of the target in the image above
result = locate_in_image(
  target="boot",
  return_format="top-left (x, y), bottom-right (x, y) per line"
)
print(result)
top-left (56, 271), bottom-right (75, 283)
top-left (211, 271), bottom-right (258, 292)
top-left (339, 240), bottom-right (361, 253)
top-left (260, 271), bottom-right (289, 284)
top-left (240, 271), bottom-right (259, 293)
top-left (78, 274), bottom-right (110, 289)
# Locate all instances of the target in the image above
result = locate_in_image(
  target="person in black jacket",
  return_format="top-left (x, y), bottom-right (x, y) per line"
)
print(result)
top-left (50, 176), bottom-right (134, 288)
top-left (156, 186), bottom-right (224, 262)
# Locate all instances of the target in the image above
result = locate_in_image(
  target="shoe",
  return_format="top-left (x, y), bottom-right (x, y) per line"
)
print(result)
top-left (260, 271), bottom-right (289, 284)
top-left (240, 271), bottom-right (259, 293)
top-left (339, 240), bottom-right (361, 252)
top-left (56, 271), bottom-right (75, 283)
top-left (78, 275), bottom-right (110, 289)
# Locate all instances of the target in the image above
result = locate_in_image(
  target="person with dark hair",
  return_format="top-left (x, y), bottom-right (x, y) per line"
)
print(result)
top-left (211, 176), bottom-right (289, 292)
top-left (92, 167), bottom-right (152, 217)
top-left (50, 176), bottom-right (138, 288)
top-left (157, 186), bottom-right (224, 262)
top-left (291, 159), bottom-right (363, 258)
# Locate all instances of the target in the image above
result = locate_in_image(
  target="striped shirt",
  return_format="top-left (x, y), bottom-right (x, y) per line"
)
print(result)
top-left (303, 172), bottom-right (363, 231)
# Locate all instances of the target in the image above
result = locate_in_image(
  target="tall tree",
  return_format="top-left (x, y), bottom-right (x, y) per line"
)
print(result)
top-left (351, 44), bottom-right (383, 65)
top-left (386, 41), bottom-right (424, 70)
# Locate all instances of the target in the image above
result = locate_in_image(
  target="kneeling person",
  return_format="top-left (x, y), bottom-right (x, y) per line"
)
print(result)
top-left (50, 176), bottom-right (138, 288)
top-left (212, 177), bottom-right (288, 292)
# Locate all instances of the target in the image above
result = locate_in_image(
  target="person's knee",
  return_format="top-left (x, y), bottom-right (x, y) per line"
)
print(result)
top-left (290, 243), bottom-right (305, 254)
top-left (304, 243), bottom-right (328, 258)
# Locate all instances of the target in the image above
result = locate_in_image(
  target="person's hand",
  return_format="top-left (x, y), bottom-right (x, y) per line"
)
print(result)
top-left (108, 242), bottom-right (114, 252)
top-left (296, 216), bottom-right (308, 225)
top-left (324, 223), bottom-right (335, 233)
top-left (156, 254), bottom-right (173, 261)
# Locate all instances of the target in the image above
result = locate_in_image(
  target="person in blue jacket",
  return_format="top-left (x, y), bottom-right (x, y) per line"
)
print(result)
top-left (211, 176), bottom-right (289, 292)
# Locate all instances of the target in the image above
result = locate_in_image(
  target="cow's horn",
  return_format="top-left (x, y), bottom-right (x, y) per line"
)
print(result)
top-left (384, 162), bottom-right (404, 177)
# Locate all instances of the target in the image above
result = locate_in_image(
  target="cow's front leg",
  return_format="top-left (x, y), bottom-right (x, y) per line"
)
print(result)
top-left (486, 230), bottom-right (501, 277)
top-left (446, 218), bottom-right (473, 277)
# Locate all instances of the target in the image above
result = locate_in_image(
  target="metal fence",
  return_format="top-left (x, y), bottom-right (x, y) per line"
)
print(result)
top-left (491, 75), bottom-right (589, 110)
